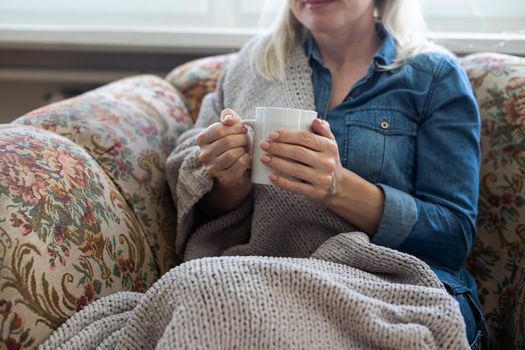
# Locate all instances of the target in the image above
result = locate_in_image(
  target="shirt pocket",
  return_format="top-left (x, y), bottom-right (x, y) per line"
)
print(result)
top-left (343, 108), bottom-right (417, 185)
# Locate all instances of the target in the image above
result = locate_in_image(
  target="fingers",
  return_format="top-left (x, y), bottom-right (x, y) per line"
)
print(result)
top-left (196, 108), bottom-right (246, 146)
top-left (220, 108), bottom-right (242, 126)
top-left (260, 135), bottom-right (338, 174)
top-left (197, 122), bottom-right (247, 146)
top-left (266, 129), bottom-right (329, 152)
top-left (312, 119), bottom-right (335, 140)
top-left (268, 173), bottom-right (322, 200)
top-left (261, 155), bottom-right (333, 188)
top-left (199, 134), bottom-right (249, 163)
top-left (214, 153), bottom-right (251, 183)
top-left (209, 147), bottom-right (247, 172)
top-left (259, 139), bottom-right (335, 171)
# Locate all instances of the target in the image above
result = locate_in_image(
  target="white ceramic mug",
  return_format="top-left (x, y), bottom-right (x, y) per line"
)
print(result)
top-left (242, 107), bottom-right (318, 185)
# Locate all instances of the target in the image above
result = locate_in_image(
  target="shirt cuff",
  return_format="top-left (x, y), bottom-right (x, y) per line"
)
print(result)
top-left (371, 184), bottom-right (418, 249)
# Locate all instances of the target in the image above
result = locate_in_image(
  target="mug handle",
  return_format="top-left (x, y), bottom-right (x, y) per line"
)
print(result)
top-left (240, 119), bottom-right (256, 168)
top-left (240, 119), bottom-right (256, 129)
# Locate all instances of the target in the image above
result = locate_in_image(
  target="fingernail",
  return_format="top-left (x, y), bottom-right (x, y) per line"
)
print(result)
top-left (261, 155), bottom-right (271, 163)
top-left (267, 132), bottom-right (279, 140)
top-left (224, 114), bottom-right (233, 121)
top-left (260, 141), bottom-right (270, 150)
top-left (269, 174), bottom-right (278, 181)
top-left (323, 120), bottom-right (330, 129)
top-left (241, 125), bottom-right (248, 133)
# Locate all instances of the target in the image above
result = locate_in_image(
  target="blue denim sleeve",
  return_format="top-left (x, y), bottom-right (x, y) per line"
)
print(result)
top-left (371, 56), bottom-right (481, 271)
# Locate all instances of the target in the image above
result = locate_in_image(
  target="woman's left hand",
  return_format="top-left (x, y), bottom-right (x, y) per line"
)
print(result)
top-left (259, 119), bottom-right (343, 202)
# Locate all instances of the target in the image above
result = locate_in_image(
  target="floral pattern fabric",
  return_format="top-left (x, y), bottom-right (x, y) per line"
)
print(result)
top-left (0, 125), bottom-right (157, 349)
top-left (14, 75), bottom-right (193, 273)
top-left (461, 53), bottom-right (525, 350)
top-left (166, 54), bottom-right (236, 122)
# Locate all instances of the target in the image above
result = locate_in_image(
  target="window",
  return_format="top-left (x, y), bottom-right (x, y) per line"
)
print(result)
top-left (0, 0), bottom-right (523, 54)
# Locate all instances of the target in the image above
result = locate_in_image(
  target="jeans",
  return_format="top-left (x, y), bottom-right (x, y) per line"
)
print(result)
top-left (437, 268), bottom-right (490, 349)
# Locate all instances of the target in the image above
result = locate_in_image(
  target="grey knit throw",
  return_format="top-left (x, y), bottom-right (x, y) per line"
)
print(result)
top-left (39, 36), bottom-right (469, 349)
top-left (39, 233), bottom-right (468, 349)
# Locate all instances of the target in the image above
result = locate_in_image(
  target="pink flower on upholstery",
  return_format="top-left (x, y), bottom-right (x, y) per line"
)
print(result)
top-left (115, 158), bottom-right (129, 173)
top-left (138, 124), bottom-right (159, 137)
top-left (501, 191), bottom-right (516, 207)
top-left (502, 145), bottom-right (520, 160)
top-left (134, 278), bottom-right (145, 292)
top-left (0, 153), bottom-right (49, 204)
top-left (488, 195), bottom-right (501, 208)
top-left (59, 254), bottom-right (66, 266)
top-left (487, 211), bottom-right (502, 228)
top-left (47, 246), bottom-right (56, 258)
top-left (54, 225), bottom-right (65, 245)
top-left (503, 90), bottom-right (525, 126)
top-left (42, 146), bottom-right (88, 191)
top-left (95, 112), bottom-right (118, 124)
top-left (75, 282), bottom-right (97, 312)
top-left (82, 202), bottom-right (98, 227)
top-left (10, 313), bottom-right (23, 331)
top-left (118, 255), bottom-right (129, 277)
top-left (118, 255), bottom-right (135, 278)
top-left (109, 135), bottom-right (125, 153)
top-left (9, 211), bottom-right (32, 236)
top-left (491, 63), bottom-right (505, 74)
top-left (170, 105), bottom-right (191, 123)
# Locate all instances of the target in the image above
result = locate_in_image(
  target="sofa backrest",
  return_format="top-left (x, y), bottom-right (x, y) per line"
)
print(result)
top-left (461, 53), bottom-right (525, 349)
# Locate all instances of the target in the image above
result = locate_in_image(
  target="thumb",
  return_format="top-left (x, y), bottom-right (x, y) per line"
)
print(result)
top-left (312, 119), bottom-right (335, 140)
top-left (220, 108), bottom-right (241, 126)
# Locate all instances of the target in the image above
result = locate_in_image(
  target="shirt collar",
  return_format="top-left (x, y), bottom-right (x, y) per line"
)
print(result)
top-left (304, 23), bottom-right (396, 67)
top-left (373, 24), bottom-right (395, 66)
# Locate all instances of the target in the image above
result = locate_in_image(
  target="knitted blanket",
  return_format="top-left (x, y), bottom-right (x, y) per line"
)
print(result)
top-left (39, 233), bottom-right (469, 349)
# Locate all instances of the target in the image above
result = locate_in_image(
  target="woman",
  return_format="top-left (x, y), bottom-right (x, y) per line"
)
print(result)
top-left (168, 0), bottom-right (488, 348)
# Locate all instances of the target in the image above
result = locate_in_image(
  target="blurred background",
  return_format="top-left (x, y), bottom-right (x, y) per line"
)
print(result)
top-left (0, 0), bottom-right (524, 123)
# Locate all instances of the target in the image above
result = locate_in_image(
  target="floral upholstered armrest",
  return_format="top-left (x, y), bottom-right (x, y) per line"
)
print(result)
top-left (0, 125), bottom-right (158, 348)
top-left (462, 52), bottom-right (525, 349)
top-left (13, 75), bottom-right (194, 273)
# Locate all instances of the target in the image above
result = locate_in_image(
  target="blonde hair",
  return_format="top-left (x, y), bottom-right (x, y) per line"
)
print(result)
top-left (255, 0), bottom-right (444, 81)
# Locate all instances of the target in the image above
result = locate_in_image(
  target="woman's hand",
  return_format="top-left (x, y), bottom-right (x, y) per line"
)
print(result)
top-left (260, 119), bottom-right (385, 234)
top-left (196, 108), bottom-right (253, 214)
top-left (259, 119), bottom-right (342, 202)
top-left (196, 108), bottom-right (252, 190)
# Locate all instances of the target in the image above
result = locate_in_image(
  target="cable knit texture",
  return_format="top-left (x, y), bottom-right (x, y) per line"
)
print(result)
top-left (38, 37), bottom-right (469, 349)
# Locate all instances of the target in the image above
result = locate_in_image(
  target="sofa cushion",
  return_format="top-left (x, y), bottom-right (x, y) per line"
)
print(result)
top-left (0, 125), bottom-right (158, 348)
top-left (462, 52), bottom-right (525, 349)
top-left (13, 75), bottom-right (192, 273)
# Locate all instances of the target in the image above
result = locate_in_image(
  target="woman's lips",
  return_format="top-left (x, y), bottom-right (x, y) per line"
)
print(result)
top-left (304, 0), bottom-right (335, 11)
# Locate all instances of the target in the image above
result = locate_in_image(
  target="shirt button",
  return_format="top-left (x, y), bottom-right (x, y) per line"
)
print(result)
top-left (380, 120), bottom-right (389, 129)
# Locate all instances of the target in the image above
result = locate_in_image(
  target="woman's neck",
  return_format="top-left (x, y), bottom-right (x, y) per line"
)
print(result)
top-left (312, 20), bottom-right (381, 70)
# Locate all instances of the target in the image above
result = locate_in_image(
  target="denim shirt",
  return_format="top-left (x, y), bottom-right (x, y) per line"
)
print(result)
top-left (306, 29), bottom-right (488, 346)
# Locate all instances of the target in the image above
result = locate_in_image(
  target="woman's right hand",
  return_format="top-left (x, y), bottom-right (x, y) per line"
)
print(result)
top-left (196, 108), bottom-right (252, 191)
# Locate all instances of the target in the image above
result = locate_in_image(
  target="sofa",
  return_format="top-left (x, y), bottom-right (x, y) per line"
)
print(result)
top-left (0, 52), bottom-right (523, 349)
